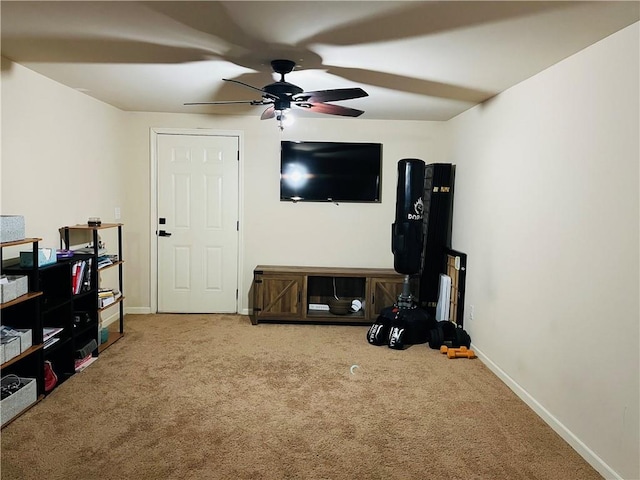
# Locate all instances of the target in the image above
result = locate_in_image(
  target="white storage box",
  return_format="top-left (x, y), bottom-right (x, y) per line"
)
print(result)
top-left (10, 329), bottom-right (32, 353)
top-left (1, 376), bottom-right (37, 426)
top-left (0, 335), bottom-right (20, 364)
top-left (0, 275), bottom-right (28, 303)
top-left (19, 248), bottom-right (57, 268)
top-left (0, 215), bottom-right (25, 243)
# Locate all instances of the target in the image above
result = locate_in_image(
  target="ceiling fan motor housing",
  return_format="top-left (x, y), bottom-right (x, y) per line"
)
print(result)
top-left (264, 81), bottom-right (303, 97)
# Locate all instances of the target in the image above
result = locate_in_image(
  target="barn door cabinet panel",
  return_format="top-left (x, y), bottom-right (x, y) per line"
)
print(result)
top-left (368, 277), bottom-right (405, 318)
top-left (251, 265), bottom-right (407, 325)
top-left (252, 269), bottom-right (305, 323)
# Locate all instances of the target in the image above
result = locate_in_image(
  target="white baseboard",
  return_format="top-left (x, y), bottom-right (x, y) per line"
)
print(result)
top-left (113, 307), bottom-right (243, 316)
top-left (100, 311), bottom-right (119, 328)
top-left (125, 307), bottom-right (152, 315)
top-left (473, 345), bottom-right (621, 480)
top-left (101, 307), bottom-right (151, 327)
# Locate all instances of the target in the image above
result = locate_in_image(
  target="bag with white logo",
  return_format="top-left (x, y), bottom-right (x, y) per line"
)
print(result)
top-left (367, 315), bottom-right (391, 346)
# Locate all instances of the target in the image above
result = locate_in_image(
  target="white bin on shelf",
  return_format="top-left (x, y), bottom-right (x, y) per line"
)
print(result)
top-left (13, 329), bottom-right (32, 353)
top-left (0, 376), bottom-right (37, 426)
top-left (0, 336), bottom-right (20, 363)
top-left (0, 215), bottom-right (25, 243)
top-left (0, 275), bottom-right (28, 303)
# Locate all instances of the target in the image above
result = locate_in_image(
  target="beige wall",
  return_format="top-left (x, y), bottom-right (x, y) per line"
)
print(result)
top-left (446, 23), bottom-right (639, 479)
top-left (1, 59), bottom-right (447, 314)
top-left (124, 113), bottom-right (447, 313)
top-left (1, 58), bottom-right (128, 254)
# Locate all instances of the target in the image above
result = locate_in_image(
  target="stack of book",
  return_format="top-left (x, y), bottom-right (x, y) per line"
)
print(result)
top-left (43, 327), bottom-right (64, 349)
top-left (98, 288), bottom-right (121, 308)
top-left (74, 354), bottom-right (97, 372)
top-left (97, 254), bottom-right (118, 269)
top-left (74, 246), bottom-right (107, 256)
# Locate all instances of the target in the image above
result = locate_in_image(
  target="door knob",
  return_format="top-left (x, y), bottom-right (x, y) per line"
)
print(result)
top-left (158, 230), bottom-right (172, 237)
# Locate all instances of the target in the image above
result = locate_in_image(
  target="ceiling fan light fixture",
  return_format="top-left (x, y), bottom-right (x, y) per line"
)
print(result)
top-left (276, 109), bottom-right (294, 130)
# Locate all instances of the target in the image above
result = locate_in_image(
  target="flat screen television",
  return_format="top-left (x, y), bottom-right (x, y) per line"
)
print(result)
top-left (280, 141), bottom-right (382, 203)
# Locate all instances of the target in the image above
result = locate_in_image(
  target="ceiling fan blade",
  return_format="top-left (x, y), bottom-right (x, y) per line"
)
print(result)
top-left (296, 102), bottom-right (364, 117)
top-left (300, 2), bottom-right (566, 47)
top-left (293, 88), bottom-right (368, 103)
top-left (184, 100), bottom-right (268, 106)
top-left (261, 106), bottom-right (276, 120)
top-left (327, 66), bottom-right (494, 103)
top-left (223, 78), bottom-right (279, 101)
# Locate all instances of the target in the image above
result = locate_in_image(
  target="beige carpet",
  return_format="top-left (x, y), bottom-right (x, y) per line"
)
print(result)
top-left (1, 314), bottom-right (601, 479)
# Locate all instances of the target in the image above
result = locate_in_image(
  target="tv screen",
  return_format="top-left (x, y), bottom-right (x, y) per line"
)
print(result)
top-left (280, 141), bottom-right (382, 203)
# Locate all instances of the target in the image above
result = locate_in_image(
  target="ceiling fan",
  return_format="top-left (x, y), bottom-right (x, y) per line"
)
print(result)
top-left (185, 59), bottom-right (368, 129)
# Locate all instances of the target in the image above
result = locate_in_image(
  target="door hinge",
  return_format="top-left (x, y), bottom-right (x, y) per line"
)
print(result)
top-left (237, 150), bottom-right (240, 161)
top-left (236, 289), bottom-right (239, 299)
top-left (237, 220), bottom-right (239, 231)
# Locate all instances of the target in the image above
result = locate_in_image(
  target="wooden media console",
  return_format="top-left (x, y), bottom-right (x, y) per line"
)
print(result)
top-left (251, 265), bottom-right (411, 325)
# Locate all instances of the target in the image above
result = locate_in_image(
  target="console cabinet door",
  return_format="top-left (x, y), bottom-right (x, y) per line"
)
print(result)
top-left (255, 274), bottom-right (304, 321)
top-left (368, 277), bottom-right (405, 319)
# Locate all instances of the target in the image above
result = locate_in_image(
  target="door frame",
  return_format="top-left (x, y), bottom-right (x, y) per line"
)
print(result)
top-left (149, 127), bottom-right (244, 314)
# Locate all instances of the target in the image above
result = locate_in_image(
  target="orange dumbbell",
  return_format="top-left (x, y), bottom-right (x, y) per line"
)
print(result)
top-left (448, 349), bottom-right (476, 359)
top-left (440, 345), bottom-right (476, 359)
top-left (440, 345), bottom-right (467, 354)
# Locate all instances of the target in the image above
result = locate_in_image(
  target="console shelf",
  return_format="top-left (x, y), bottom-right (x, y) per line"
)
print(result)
top-left (251, 265), bottom-right (407, 325)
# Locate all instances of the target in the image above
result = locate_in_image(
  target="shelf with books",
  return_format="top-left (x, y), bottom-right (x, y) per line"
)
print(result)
top-left (42, 327), bottom-right (64, 349)
top-left (61, 223), bottom-right (124, 354)
top-left (98, 288), bottom-right (123, 309)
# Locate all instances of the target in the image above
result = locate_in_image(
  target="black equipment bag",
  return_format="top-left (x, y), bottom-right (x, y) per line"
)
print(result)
top-left (368, 306), bottom-right (437, 349)
top-left (428, 320), bottom-right (472, 349)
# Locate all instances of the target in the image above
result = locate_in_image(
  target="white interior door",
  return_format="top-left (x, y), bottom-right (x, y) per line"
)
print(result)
top-left (156, 133), bottom-right (239, 313)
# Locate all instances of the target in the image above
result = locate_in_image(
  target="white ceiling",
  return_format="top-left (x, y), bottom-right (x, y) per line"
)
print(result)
top-left (2, 1), bottom-right (638, 121)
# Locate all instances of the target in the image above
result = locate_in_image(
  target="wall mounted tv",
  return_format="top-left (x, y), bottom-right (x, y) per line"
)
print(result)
top-left (280, 141), bottom-right (382, 203)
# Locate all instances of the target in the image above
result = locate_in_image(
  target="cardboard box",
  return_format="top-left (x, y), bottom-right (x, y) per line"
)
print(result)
top-left (19, 248), bottom-right (57, 268)
top-left (0, 215), bottom-right (25, 243)
top-left (0, 275), bottom-right (28, 303)
top-left (0, 376), bottom-right (37, 426)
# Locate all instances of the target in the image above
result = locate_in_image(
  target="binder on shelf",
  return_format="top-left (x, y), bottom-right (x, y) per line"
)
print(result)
top-left (82, 258), bottom-right (92, 291)
top-left (71, 259), bottom-right (93, 294)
